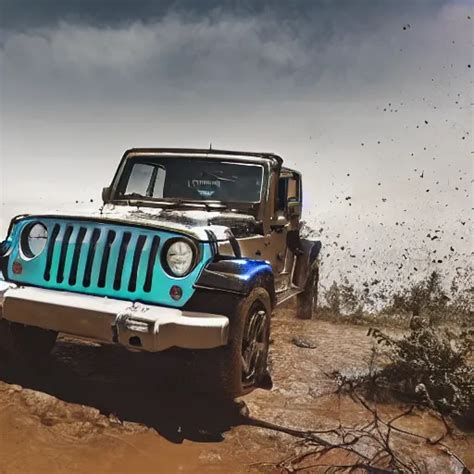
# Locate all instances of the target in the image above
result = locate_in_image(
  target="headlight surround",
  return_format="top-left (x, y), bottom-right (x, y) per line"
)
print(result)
top-left (162, 238), bottom-right (198, 277)
top-left (20, 222), bottom-right (48, 259)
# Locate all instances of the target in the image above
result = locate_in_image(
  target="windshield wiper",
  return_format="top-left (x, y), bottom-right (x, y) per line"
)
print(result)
top-left (164, 200), bottom-right (228, 211)
top-left (115, 197), bottom-right (228, 211)
top-left (115, 198), bottom-right (175, 209)
top-left (202, 170), bottom-right (237, 183)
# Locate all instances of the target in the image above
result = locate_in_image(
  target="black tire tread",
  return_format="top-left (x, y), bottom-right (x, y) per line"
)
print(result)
top-left (296, 264), bottom-right (319, 320)
top-left (190, 287), bottom-right (272, 400)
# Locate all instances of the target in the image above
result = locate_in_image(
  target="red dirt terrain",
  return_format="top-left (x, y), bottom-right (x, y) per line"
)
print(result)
top-left (0, 307), bottom-right (472, 473)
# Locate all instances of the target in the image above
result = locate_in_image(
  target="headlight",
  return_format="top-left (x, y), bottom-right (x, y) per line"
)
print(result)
top-left (21, 222), bottom-right (48, 258)
top-left (163, 238), bottom-right (197, 277)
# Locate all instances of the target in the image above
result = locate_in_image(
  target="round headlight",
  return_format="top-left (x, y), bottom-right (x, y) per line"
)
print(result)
top-left (21, 222), bottom-right (48, 258)
top-left (164, 239), bottom-right (196, 277)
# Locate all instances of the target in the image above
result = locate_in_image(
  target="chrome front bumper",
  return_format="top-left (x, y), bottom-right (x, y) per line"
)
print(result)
top-left (0, 283), bottom-right (229, 352)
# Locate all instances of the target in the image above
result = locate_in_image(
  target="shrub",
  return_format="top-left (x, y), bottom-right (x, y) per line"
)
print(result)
top-left (324, 281), bottom-right (341, 315)
top-left (383, 270), bottom-right (472, 325)
top-left (387, 271), bottom-right (448, 316)
top-left (368, 325), bottom-right (474, 423)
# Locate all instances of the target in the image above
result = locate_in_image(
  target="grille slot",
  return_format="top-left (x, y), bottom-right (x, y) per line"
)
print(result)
top-left (144, 236), bottom-right (160, 292)
top-left (57, 225), bottom-right (74, 283)
top-left (83, 228), bottom-right (101, 288)
top-left (114, 232), bottom-right (132, 290)
top-left (68, 227), bottom-right (87, 286)
top-left (98, 230), bottom-right (116, 288)
top-left (128, 235), bottom-right (147, 292)
top-left (44, 224), bottom-right (60, 281)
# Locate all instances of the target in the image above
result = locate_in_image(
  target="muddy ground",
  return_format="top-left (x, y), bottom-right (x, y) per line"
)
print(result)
top-left (0, 307), bottom-right (472, 473)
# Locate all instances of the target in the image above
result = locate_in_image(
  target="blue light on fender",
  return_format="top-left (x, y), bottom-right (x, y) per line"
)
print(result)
top-left (225, 259), bottom-right (272, 281)
top-left (194, 258), bottom-right (273, 294)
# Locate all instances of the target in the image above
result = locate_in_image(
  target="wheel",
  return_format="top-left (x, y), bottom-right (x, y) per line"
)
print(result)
top-left (192, 287), bottom-right (272, 399)
top-left (296, 263), bottom-right (319, 320)
top-left (0, 320), bottom-right (57, 365)
top-left (239, 289), bottom-right (272, 393)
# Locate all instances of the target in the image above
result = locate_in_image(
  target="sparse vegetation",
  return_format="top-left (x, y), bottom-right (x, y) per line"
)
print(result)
top-left (334, 324), bottom-right (473, 427)
top-left (317, 269), bottom-right (473, 327)
top-left (383, 270), bottom-right (473, 326)
top-left (368, 325), bottom-right (473, 423)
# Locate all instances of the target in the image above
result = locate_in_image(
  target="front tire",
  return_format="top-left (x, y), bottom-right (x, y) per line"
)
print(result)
top-left (296, 264), bottom-right (319, 320)
top-left (195, 287), bottom-right (272, 399)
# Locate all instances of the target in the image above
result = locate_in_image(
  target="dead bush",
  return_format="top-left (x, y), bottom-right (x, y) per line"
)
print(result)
top-left (323, 281), bottom-right (342, 315)
top-left (366, 325), bottom-right (474, 425)
top-left (383, 270), bottom-right (473, 326)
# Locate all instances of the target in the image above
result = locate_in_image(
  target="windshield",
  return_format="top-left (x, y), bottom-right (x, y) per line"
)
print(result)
top-left (115, 157), bottom-right (264, 203)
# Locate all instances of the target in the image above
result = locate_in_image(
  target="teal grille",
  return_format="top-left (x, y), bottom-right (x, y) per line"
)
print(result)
top-left (8, 218), bottom-right (210, 308)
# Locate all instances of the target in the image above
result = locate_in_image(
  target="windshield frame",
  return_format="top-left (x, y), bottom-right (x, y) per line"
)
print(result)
top-left (109, 154), bottom-right (271, 212)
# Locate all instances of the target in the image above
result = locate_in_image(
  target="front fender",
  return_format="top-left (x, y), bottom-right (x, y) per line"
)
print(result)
top-left (194, 258), bottom-right (275, 307)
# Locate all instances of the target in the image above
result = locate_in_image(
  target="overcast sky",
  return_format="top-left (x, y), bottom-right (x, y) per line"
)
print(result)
top-left (0, 0), bottom-right (472, 292)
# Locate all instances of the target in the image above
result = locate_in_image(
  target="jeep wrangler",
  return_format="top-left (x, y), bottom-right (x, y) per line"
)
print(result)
top-left (0, 148), bottom-right (321, 398)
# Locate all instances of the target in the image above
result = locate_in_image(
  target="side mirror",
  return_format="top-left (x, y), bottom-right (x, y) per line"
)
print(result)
top-left (270, 212), bottom-right (288, 232)
top-left (102, 186), bottom-right (112, 203)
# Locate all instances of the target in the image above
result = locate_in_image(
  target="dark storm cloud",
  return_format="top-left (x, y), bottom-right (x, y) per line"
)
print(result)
top-left (1, 0), bottom-right (448, 30)
top-left (2, 0), bottom-right (464, 107)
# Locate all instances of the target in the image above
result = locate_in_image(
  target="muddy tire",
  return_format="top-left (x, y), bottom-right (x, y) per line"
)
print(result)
top-left (296, 264), bottom-right (319, 320)
top-left (193, 287), bottom-right (272, 400)
top-left (0, 320), bottom-right (57, 365)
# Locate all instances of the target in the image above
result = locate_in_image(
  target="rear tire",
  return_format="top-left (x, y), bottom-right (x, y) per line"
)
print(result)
top-left (0, 320), bottom-right (57, 365)
top-left (296, 264), bottom-right (319, 320)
